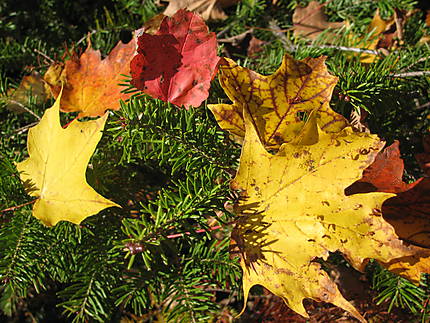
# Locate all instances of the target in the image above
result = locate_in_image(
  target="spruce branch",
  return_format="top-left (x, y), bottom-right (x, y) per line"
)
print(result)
top-left (1, 212), bottom-right (32, 286)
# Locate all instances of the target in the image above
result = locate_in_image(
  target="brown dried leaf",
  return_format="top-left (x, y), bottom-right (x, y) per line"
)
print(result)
top-left (293, 1), bottom-right (345, 41)
top-left (163, 0), bottom-right (240, 21)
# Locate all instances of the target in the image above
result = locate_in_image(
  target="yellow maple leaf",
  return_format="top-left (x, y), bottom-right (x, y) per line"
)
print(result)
top-left (16, 91), bottom-right (119, 226)
top-left (208, 54), bottom-right (348, 149)
top-left (230, 110), bottom-right (419, 321)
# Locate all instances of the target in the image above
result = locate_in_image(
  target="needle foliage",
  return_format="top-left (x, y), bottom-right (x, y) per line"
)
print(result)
top-left (1, 0), bottom-right (430, 321)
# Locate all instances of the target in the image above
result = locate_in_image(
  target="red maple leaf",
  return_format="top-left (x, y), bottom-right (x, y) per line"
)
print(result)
top-left (130, 9), bottom-right (220, 108)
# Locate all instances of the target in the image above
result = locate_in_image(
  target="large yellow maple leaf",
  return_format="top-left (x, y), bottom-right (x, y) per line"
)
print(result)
top-left (208, 54), bottom-right (348, 149)
top-left (16, 92), bottom-right (119, 226)
top-left (230, 110), bottom-right (419, 321)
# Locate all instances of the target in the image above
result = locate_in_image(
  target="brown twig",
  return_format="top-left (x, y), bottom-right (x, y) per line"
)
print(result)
top-left (166, 225), bottom-right (223, 239)
top-left (315, 44), bottom-right (380, 55)
top-left (76, 30), bottom-right (97, 46)
top-left (14, 121), bottom-right (39, 134)
top-left (393, 9), bottom-right (403, 42)
top-left (399, 57), bottom-right (429, 72)
top-left (218, 30), bottom-right (253, 45)
top-left (268, 19), bottom-right (295, 52)
top-left (1, 199), bottom-right (37, 214)
top-left (7, 100), bottom-right (41, 120)
top-left (415, 101), bottom-right (430, 110)
top-left (34, 48), bottom-right (55, 64)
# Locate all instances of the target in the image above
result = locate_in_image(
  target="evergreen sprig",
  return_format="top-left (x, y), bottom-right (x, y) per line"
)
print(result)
top-left (1, 0), bottom-right (430, 321)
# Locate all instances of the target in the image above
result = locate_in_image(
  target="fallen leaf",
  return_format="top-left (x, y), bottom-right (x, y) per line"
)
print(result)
top-left (345, 140), bottom-right (430, 282)
top-left (208, 54), bottom-right (348, 149)
top-left (358, 9), bottom-right (395, 63)
top-left (291, 5), bottom-right (412, 63)
top-left (43, 62), bottom-right (65, 92)
top-left (346, 141), bottom-right (420, 194)
top-left (143, 13), bottom-right (166, 34)
top-left (293, 1), bottom-right (345, 41)
top-left (16, 91), bottom-right (119, 226)
top-left (219, 30), bottom-right (266, 59)
top-left (358, 9), bottom-right (417, 63)
top-left (49, 36), bottom-right (137, 117)
top-left (420, 35), bottom-right (430, 44)
top-left (130, 9), bottom-right (220, 108)
top-left (163, 0), bottom-right (240, 21)
top-left (247, 36), bottom-right (266, 57)
top-left (231, 110), bottom-right (418, 321)
top-left (382, 179), bottom-right (430, 249)
top-left (382, 178), bottom-right (430, 282)
top-left (4, 71), bottom-right (50, 113)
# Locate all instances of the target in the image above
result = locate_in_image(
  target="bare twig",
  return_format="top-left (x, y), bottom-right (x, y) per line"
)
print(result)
top-left (14, 121), bottom-right (39, 134)
top-left (218, 30), bottom-right (253, 45)
top-left (166, 225), bottom-right (222, 239)
top-left (399, 57), bottom-right (429, 72)
top-left (1, 199), bottom-right (37, 214)
top-left (415, 101), bottom-right (430, 110)
top-left (216, 24), bottom-right (233, 38)
top-left (315, 44), bottom-right (379, 55)
top-left (76, 30), bottom-right (96, 46)
top-left (268, 19), bottom-right (295, 52)
top-left (34, 48), bottom-right (54, 64)
top-left (391, 71), bottom-right (430, 78)
top-left (393, 9), bottom-right (403, 42)
top-left (7, 100), bottom-right (41, 120)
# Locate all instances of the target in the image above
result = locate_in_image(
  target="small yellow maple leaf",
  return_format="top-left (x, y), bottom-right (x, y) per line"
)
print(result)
top-left (230, 110), bottom-right (418, 321)
top-left (208, 54), bottom-right (348, 149)
top-left (16, 91), bottom-right (119, 226)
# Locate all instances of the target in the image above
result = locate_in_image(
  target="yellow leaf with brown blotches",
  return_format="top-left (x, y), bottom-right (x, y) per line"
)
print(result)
top-left (231, 109), bottom-right (422, 321)
top-left (208, 54), bottom-right (348, 149)
top-left (16, 91), bottom-right (119, 226)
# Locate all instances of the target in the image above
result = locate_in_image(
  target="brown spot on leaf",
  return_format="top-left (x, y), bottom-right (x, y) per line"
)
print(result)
top-left (353, 204), bottom-right (362, 210)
